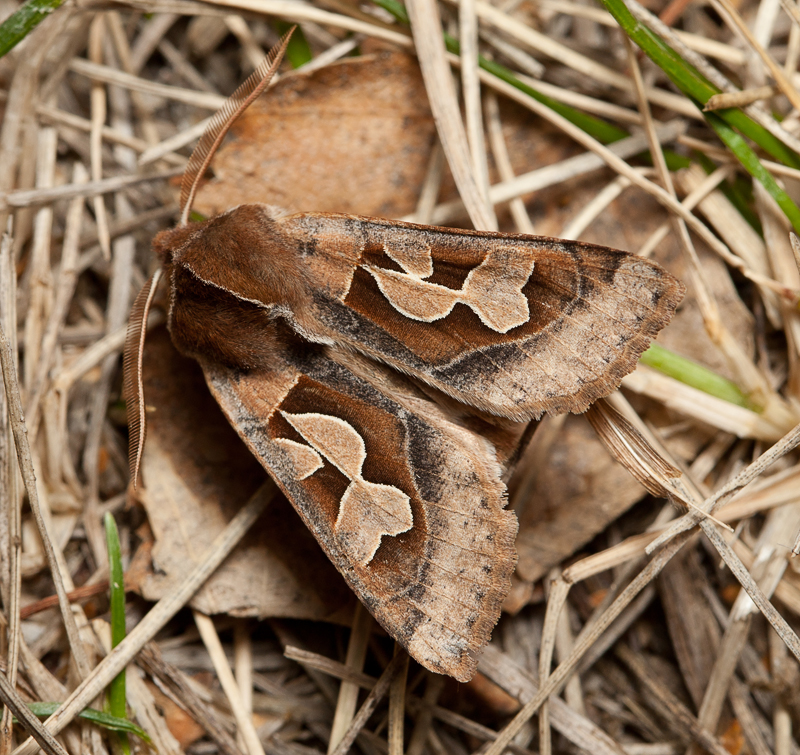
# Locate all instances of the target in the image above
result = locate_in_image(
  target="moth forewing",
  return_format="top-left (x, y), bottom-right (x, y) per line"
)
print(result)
top-left (273, 211), bottom-right (685, 420)
top-left (201, 341), bottom-right (517, 683)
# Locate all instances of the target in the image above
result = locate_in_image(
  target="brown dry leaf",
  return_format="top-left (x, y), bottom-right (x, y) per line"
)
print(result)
top-left (195, 52), bottom-right (579, 227)
top-left (194, 52), bottom-right (436, 218)
top-left (131, 326), bottom-right (354, 622)
top-left (512, 414), bottom-right (646, 584)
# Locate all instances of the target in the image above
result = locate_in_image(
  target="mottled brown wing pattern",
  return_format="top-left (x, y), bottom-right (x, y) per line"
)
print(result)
top-left (200, 323), bottom-right (516, 683)
top-left (278, 212), bottom-right (684, 419)
top-left (142, 202), bottom-right (681, 682)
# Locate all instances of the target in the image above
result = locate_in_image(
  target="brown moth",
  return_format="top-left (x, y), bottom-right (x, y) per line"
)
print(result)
top-left (124, 32), bottom-right (685, 682)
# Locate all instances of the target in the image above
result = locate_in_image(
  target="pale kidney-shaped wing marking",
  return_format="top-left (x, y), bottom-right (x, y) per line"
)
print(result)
top-left (273, 438), bottom-right (323, 480)
top-left (364, 244), bottom-right (534, 334)
top-left (203, 353), bottom-right (517, 683)
top-left (280, 411), bottom-right (413, 566)
top-left (461, 245), bottom-right (534, 332)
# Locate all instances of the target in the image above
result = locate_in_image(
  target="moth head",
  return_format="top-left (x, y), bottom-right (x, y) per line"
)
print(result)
top-left (151, 223), bottom-right (195, 266)
top-left (123, 29), bottom-right (296, 488)
top-left (153, 204), bottom-right (290, 266)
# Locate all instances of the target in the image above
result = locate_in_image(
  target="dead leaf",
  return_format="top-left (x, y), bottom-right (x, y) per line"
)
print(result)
top-left (194, 52), bottom-right (436, 218)
top-left (512, 414), bottom-right (646, 584)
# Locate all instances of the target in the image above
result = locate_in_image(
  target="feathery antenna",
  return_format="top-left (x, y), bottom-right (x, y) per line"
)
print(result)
top-left (179, 28), bottom-right (295, 224)
top-left (123, 268), bottom-right (163, 487)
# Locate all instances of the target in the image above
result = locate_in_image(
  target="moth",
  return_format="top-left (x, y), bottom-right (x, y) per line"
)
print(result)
top-left (125, 33), bottom-right (684, 682)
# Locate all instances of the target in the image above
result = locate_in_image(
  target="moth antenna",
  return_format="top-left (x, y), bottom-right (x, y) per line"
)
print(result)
top-left (179, 27), bottom-right (295, 225)
top-left (123, 268), bottom-right (163, 488)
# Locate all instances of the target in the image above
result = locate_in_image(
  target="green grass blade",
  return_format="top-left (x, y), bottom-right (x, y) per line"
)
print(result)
top-left (17, 704), bottom-right (151, 743)
top-left (640, 343), bottom-right (754, 409)
top-left (375, 0), bottom-right (409, 22)
top-left (104, 513), bottom-right (130, 754)
top-left (473, 54), bottom-right (627, 144)
top-left (0, 0), bottom-right (64, 59)
top-left (702, 108), bottom-right (800, 234)
top-left (599, 0), bottom-right (800, 169)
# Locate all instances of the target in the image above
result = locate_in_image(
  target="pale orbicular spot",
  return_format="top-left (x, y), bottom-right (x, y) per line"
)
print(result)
top-left (383, 235), bottom-right (433, 278)
top-left (280, 412), bottom-right (413, 566)
top-left (364, 244), bottom-right (535, 333)
top-left (273, 438), bottom-right (323, 480)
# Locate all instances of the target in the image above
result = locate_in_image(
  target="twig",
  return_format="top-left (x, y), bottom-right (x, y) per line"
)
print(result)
top-left (0, 168), bottom-right (182, 211)
top-left (329, 653), bottom-right (407, 755)
top-left (407, 0), bottom-right (497, 230)
top-left (194, 612), bottom-right (265, 755)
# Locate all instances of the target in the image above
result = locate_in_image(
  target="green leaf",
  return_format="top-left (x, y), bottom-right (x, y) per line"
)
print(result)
top-left (16, 704), bottom-right (151, 743)
top-left (0, 0), bottom-right (64, 59)
top-left (375, 0), bottom-right (409, 23)
top-left (640, 343), bottom-right (755, 409)
top-left (472, 53), bottom-right (627, 145)
top-left (703, 108), bottom-right (800, 234)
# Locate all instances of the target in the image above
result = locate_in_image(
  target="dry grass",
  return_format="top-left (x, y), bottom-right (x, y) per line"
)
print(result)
top-left (1, 0), bottom-right (800, 754)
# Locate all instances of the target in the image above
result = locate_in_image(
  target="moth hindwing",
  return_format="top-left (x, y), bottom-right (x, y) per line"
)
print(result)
top-left (125, 34), bottom-right (684, 682)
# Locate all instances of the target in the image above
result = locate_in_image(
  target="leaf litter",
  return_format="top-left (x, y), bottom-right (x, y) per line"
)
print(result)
top-left (1, 0), bottom-right (800, 754)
